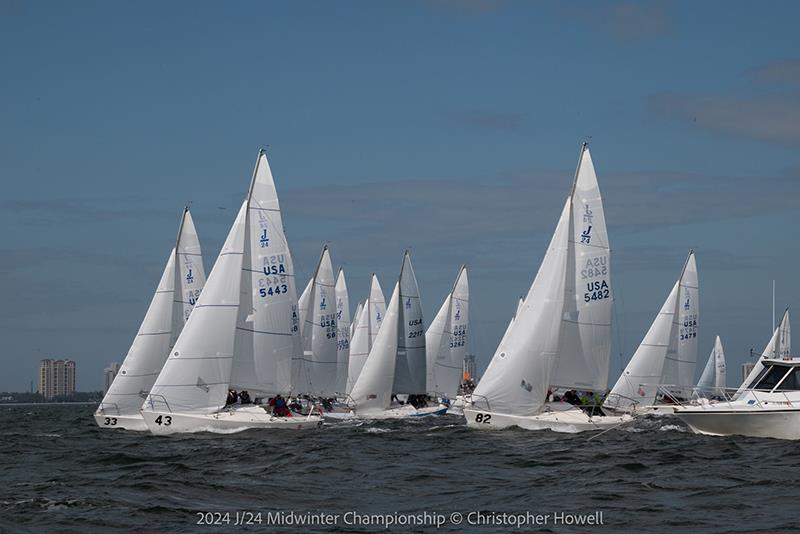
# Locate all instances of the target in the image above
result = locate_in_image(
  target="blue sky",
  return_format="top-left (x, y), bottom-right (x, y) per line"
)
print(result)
top-left (1, 0), bottom-right (799, 390)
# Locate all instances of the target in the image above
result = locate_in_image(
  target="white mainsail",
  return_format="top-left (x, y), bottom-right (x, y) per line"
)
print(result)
top-left (551, 145), bottom-right (613, 391)
top-left (697, 335), bottom-right (726, 390)
top-left (425, 265), bottom-right (469, 399)
top-left (346, 275), bottom-right (385, 395)
top-left (146, 150), bottom-right (300, 414)
top-left (471, 199), bottom-right (571, 416)
top-left (101, 208), bottom-right (206, 417)
top-left (604, 251), bottom-right (696, 411)
top-left (393, 251), bottom-right (426, 395)
top-left (738, 308), bottom-right (790, 394)
top-left (232, 151), bottom-right (299, 395)
top-left (661, 253), bottom-right (699, 395)
top-left (294, 247), bottom-right (338, 396)
top-left (349, 283), bottom-right (400, 413)
top-left (335, 268), bottom-right (351, 395)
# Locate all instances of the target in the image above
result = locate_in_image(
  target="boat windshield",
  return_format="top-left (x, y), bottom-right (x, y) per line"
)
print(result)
top-left (775, 368), bottom-right (800, 391)
top-left (747, 365), bottom-right (774, 390)
top-left (751, 365), bottom-right (792, 391)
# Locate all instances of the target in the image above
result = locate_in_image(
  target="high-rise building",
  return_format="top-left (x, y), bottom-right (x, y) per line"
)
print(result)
top-left (741, 362), bottom-right (756, 384)
top-left (103, 362), bottom-right (120, 394)
top-left (39, 359), bottom-right (77, 400)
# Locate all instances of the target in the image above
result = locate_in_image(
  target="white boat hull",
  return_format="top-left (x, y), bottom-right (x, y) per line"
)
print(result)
top-left (675, 407), bottom-right (800, 440)
top-left (142, 405), bottom-right (322, 435)
top-left (323, 403), bottom-right (448, 421)
top-left (464, 405), bottom-right (632, 433)
top-left (93, 413), bottom-right (148, 431)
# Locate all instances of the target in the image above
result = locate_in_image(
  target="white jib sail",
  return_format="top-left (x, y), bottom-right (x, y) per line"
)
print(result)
top-left (605, 281), bottom-right (679, 412)
top-left (349, 283), bottom-right (400, 413)
top-left (471, 199), bottom-right (571, 416)
top-left (660, 252), bottom-right (699, 396)
top-left (551, 145), bottom-right (613, 391)
top-left (297, 277), bottom-right (313, 336)
top-left (351, 300), bottom-right (364, 340)
top-left (604, 252), bottom-right (695, 412)
top-left (697, 335), bottom-right (726, 390)
top-left (335, 268), bottom-right (351, 395)
top-left (425, 265), bottom-right (468, 399)
top-left (295, 246), bottom-right (338, 396)
top-left (146, 201), bottom-right (247, 414)
top-left (102, 208), bottom-right (206, 416)
top-left (393, 251), bottom-right (426, 395)
top-left (738, 308), bottom-right (790, 394)
top-left (346, 275), bottom-right (385, 395)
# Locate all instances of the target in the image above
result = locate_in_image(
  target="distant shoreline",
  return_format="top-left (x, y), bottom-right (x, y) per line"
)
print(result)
top-left (0, 402), bottom-right (98, 406)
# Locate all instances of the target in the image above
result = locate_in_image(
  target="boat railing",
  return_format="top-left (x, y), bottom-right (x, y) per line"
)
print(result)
top-left (465, 393), bottom-right (491, 411)
top-left (656, 385), bottom-right (798, 410)
top-left (600, 392), bottom-right (640, 413)
top-left (143, 394), bottom-right (172, 413)
top-left (96, 402), bottom-right (120, 416)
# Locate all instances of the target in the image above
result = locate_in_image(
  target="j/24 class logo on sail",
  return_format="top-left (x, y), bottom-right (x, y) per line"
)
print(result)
top-left (584, 280), bottom-right (610, 303)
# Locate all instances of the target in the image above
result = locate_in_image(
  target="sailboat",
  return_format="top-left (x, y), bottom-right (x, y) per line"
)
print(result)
top-left (95, 208), bottom-right (206, 430)
top-left (603, 251), bottom-right (699, 415)
top-left (335, 268), bottom-right (351, 395)
top-left (141, 150), bottom-right (322, 433)
top-left (696, 335), bottom-right (726, 396)
top-left (292, 246), bottom-right (339, 398)
top-left (464, 143), bottom-right (630, 432)
top-left (331, 252), bottom-right (447, 419)
top-left (425, 265), bottom-right (469, 404)
top-left (345, 275), bottom-right (386, 395)
top-left (675, 308), bottom-right (800, 440)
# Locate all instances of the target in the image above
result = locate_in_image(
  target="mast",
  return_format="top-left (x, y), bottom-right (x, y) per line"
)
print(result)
top-left (246, 148), bottom-right (266, 204)
top-left (174, 206), bottom-right (189, 250)
top-left (568, 142), bottom-right (589, 199)
top-left (772, 280), bottom-right (776, 333)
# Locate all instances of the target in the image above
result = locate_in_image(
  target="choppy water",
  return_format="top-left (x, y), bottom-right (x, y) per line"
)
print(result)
top-left (1, 404), bottom-right (798, 533)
